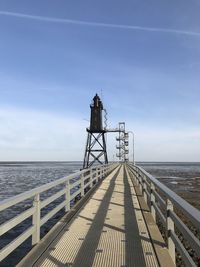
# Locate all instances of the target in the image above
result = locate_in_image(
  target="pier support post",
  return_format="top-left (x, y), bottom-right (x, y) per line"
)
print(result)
top-left (65, 180), bottom-right (70, 212)
top-left (32, 193), bottom-right (40, 245)
top-left (150, 183), bottom-right (156, 221)
top-left (166, 199), bottom-right (176, 264)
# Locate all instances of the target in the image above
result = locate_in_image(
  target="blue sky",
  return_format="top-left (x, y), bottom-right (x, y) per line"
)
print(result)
top-left (0, 0), bottom-right (200, 161)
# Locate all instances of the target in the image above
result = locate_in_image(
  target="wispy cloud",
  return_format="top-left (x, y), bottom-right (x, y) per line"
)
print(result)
top-left (0, 107), bottom-right (86, 160)
top-left (127, 123), bottom-right (200, 162)
top-left (0, 10), bottom-right (200, 37)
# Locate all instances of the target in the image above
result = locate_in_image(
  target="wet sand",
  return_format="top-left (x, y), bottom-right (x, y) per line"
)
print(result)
top-left (142, 167), bottom-right (200, 266)
top-left (158, 177), bottom-right (200, 211)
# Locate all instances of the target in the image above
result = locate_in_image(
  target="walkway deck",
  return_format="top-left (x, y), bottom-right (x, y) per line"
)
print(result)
top-left (18, 165), bottom-right (174, 267)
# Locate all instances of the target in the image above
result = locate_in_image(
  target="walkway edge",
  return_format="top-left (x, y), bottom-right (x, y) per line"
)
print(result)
top-left (127, 166), bottom-right (176, 267)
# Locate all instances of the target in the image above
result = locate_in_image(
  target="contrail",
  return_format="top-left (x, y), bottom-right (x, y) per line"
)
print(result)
top-left (0, 10), bottom-right (200, 37)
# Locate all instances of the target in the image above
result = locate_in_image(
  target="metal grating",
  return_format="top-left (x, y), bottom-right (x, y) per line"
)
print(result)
top-left (32, 165), bottom-right (159, 267)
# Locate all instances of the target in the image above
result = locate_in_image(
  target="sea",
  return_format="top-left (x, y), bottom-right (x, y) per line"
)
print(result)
top-left (0, 161), bottom-right (200, 266)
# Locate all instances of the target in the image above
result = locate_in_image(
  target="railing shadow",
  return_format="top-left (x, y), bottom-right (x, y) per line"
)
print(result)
top-left (123, 166), bottom-right (147, 266)
top-left (72, 167), bottom-right (121, 267)
top-left (35, 165), bottom-right (163, 267)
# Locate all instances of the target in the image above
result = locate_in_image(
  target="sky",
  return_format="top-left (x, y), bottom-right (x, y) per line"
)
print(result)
top-left (0, 0), bottom-right (200, 161)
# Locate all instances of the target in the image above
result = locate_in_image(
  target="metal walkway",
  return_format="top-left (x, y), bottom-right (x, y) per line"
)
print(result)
top-left (18, 165), bottom-right (174, 267)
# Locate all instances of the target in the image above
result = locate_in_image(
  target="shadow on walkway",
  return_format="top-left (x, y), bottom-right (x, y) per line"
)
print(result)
top-left (72, 167), bottom-right (121, 267)
top-left (123, 166), bottom-right (147, 266)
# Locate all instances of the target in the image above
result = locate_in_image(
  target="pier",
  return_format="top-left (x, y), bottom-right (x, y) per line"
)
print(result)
top-left (1, 163), bottom-right (200, 266)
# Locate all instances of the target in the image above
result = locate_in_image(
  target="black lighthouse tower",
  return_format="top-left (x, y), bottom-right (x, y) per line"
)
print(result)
top-left (83, 94), bottom-right (108, 168)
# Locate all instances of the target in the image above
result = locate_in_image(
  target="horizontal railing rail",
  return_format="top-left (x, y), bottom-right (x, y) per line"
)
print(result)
top-left (0, 163), bottom-right (119, 262)
top-left (127, 163), bottom-right (200, 267)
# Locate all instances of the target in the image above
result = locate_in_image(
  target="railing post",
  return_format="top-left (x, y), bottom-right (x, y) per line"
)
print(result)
top-left (92, 167), bottom-right (96, 185)
top-left (132, 168), bottom-right (138, 185)
top-left (90, 168), bottom-right (93, 188)
top-left (103, 165), bottom-right (105, 178)
top-left (139, 172), bottom-right (143, 193)
top-left (98, 166), bottom-right (101, 180)
top-left (100, 166), bottom-right (103, 180)
top-left (97, 167), bottom-right (101, 181)
top-left (81, 173), bottom-right (84, 197)
top-left (65, 180), bottom-right (70, 212)
top-left (150, 182), bottom-right (156, 221)
top-left (95, 166), bottom-right (98, 183)
top-left (103, 165), bottom-right (106, 178)
top-left (143, 175), bottom-right (147, 203)
top-left (101, 166), bottom-right (103, 179)
top-left (166, 199), bottom-right (176, 264)
top-left (32, 193), bottom-right (40, 245)
top-left (136, 169), bottom-right (140, 186)
top-left (135, 170), bottom-right (140, 186)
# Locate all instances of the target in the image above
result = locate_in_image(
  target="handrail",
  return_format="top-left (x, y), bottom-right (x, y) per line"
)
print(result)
top-left (0, 163), bottom-right (119, 262)
top-left (127, 163), bottom-right (200, 267)
top-left (0, 167), bottom-right (94, 212)
top-left (137, 165), bottom-right (200, 229)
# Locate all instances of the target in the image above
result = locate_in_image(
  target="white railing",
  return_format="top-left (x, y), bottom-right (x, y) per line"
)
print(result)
top-left (0, 163), bottom-right (118, 262)
top-left (127, 163), bottom-right (200, 267)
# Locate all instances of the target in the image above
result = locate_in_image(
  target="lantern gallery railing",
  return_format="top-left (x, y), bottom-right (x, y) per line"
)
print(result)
top-left (0, 163), bottom-right (118, 262)
top-left (127, 163), bottom-right (200, 267)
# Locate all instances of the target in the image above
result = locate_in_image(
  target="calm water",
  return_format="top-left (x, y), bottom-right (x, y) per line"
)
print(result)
top-left (0, 161), bottom-right (83, 267)
top-left (0, 161), bottom-right (82, 201)
top-left (0, 161), bottom-right (200, 266)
